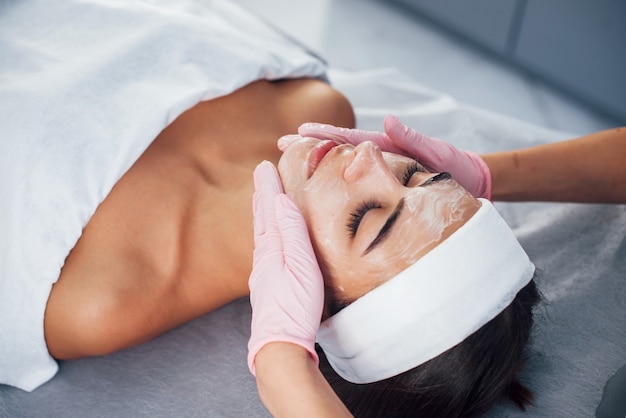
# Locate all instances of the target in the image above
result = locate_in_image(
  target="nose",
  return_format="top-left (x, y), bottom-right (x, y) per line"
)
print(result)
top-left (344, 141), bottom-right (387, 182)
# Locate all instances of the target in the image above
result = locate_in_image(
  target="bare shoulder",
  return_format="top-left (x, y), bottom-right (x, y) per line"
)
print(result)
top-left (44, 78), bottom-right (355, 360)
top-left (275, 78), bottom-right (355, 131)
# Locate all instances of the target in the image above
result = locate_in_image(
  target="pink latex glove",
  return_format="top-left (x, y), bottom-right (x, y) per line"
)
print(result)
top-left (295, 114), bottom-right (492, 200)
top-left (247, 161), bottom-right (325, 375)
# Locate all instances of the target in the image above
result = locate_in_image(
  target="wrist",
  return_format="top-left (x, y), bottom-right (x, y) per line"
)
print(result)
top-left (466, 151), bottom-right (492, 200)
top-left (255, 342), bottom-right (314, 373)
top-left (254, 342), bottom-right (353, 418)
top-left (248, 335), bottom-right (319, 375)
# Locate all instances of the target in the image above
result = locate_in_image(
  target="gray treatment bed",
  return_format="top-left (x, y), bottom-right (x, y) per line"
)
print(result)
top-left (1, 1), bottom-right (624, 417)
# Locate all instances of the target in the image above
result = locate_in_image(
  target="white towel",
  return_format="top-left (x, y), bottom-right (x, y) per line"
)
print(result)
top-left (0, 0), bottom-right (326, 391)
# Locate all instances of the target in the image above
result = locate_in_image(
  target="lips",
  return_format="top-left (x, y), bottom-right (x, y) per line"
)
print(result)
top-left (307, 140), bottom-right (339, 178)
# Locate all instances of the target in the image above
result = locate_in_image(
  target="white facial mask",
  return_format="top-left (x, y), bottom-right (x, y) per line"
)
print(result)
top-left (391, 180), bottom-right (470, 265)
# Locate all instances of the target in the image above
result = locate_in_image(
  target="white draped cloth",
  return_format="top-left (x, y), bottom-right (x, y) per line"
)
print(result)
top-left (0, 0), bottom-right (326, 391)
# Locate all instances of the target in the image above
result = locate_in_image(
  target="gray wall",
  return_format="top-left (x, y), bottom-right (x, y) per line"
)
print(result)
top-left (390, 0), bottom-right (626, 123)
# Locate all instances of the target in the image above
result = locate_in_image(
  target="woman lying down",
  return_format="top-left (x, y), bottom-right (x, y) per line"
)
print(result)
top-left (42, 102), bottom-right (626, 418)
top-left (3, 1), bottom-right (625, 417)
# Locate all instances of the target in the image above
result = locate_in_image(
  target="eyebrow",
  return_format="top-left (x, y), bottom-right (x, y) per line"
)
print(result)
top-left (363, 197), bottom-right (405, 256)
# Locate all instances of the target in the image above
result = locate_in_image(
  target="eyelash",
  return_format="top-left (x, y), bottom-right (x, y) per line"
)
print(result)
top-left (347, 199), bottom-right (381, 238)
top-left (403, 161), bottom-right (426, 186)
top-left (346, 162), bottom-right (425, 238)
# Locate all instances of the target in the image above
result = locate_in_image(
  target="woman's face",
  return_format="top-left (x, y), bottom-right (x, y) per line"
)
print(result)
top-left (277, 137), bottom-right (480, 310)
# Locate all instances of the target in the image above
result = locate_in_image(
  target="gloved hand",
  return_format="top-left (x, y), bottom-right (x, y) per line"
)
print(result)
top-left (247, 161), bottom-right (325, 375)
top-left (297, 114), bottom-right (492, 200)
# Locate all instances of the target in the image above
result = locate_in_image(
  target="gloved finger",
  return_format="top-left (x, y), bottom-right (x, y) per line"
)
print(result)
top-left (297, 122), bottom-right (404, 154)
top-left (252, 161), bottom-right (284, 240)
top-left (249, 195), bottom-right (284, 290)
top-left (277, 134), bottom-right (303, 152)
top-left (275, 194), bottom-right (324, 287)
top-left (384, 114), bottom-right (447, 170)
top-left (253, 160), bottom-right (284, 198)
top-left (275, 195), bottom-right (324, 330)
top-left (385, 115), bottom-right (492, 199)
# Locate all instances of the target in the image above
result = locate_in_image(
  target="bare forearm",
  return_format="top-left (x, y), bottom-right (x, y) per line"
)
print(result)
top-left (254, 343), bottom-right (353, 418)
top-left (483, 127), bottom-right (626, 203)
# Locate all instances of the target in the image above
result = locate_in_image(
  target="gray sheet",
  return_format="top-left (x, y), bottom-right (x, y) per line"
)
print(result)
top-left (2, 17), bottom-right (625, 418)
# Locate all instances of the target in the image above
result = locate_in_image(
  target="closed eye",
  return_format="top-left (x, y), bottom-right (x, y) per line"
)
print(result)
top-left (403, 161), bottom-right (427, 186)
top-left (347, 199), bottom-right (381, 238)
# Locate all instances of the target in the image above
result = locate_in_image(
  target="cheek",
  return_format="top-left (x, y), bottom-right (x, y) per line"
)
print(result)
top-left (305, 199), bottom-right (361, 289)
top-left (282, 166), bottom-right (357, 283)
top-left (277, 145), bottom-right (310, 198)
top-left (308, 210), bottom-right (393, 302)
top-left (294, 161), bottom-right (358, 225)
top-left (307, 209), bottom-right (351, 273)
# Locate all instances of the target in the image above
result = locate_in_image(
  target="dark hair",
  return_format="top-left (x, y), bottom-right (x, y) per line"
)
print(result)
top-left (318, 274), bottom-right (541, 418)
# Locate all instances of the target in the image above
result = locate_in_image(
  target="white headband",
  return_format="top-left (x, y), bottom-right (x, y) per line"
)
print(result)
top-left (316, 198), bottom-right (535, 384)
